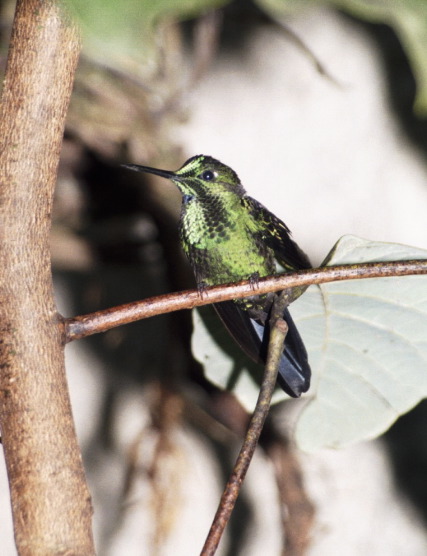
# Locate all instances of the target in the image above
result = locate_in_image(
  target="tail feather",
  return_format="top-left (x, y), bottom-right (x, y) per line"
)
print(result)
top-left (213, 301), bottom-right (311, 397)
top-left (277, 309), bottom-right (311, 397)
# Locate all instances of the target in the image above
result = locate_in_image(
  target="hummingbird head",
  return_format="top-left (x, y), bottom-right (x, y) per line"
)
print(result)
top-left (123, 155), bottom-right (246, 199)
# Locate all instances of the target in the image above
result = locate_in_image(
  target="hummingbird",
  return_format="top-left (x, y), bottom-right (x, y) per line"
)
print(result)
top-left (123, 155), bottom-right (311, 397)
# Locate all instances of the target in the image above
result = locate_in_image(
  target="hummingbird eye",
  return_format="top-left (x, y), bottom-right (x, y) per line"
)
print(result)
top-left (200, 170), bottom-right (216, 181)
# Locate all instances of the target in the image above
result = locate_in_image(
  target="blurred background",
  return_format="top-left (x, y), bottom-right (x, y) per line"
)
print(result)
top-left (1, 0), bottom-right (427, 554)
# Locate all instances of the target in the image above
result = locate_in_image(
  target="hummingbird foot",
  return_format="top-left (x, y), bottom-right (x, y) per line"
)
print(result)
top-left (248, 272), bottom-right (260, 291)
top-left (197, 281), bottom-right (209, 299)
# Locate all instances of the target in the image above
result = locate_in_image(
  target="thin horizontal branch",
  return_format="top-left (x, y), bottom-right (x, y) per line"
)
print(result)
top-left (64, 259), bottom-right (427, 342)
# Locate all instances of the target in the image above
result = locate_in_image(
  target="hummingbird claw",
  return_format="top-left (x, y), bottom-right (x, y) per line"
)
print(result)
top-left (249, 272), bottom-right (260, 291)
top-left (197, 281), bottom-right (209, 299)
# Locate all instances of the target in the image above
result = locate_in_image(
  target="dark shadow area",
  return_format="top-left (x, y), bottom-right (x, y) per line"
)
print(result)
top-left (384, 399), bottom-right (427, 525)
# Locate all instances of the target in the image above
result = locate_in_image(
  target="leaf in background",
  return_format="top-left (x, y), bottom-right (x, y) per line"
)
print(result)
top-left (67, 0), bottom-right (228, 64)
top-left (256, 0), bottom-right (427, 115)
top-left (192, 236), bottom-right (427, 450)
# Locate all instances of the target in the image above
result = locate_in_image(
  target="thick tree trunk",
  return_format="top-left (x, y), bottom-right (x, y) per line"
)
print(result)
top-left (0, 1), bottom-right (95, 554)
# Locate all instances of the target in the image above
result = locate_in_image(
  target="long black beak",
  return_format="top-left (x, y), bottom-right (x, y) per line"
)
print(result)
top-left (122, 164), bottom-right (177, 181)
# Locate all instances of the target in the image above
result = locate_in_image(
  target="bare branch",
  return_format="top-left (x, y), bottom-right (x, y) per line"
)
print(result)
top-left (65, 260), bottom-right (427, 342)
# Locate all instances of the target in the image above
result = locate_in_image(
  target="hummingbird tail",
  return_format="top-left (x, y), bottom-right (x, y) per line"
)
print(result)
top-left (213, 302), bottom-right (311, 398)
top-left (276, 308), bottom-right (311, 397)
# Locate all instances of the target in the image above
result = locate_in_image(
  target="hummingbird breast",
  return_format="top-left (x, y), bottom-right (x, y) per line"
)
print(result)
top-left (179, 193), bottom-right (275, 289)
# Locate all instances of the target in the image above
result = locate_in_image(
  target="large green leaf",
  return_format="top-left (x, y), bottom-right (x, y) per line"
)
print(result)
top-left (192, 236), bottom-right (427, 450)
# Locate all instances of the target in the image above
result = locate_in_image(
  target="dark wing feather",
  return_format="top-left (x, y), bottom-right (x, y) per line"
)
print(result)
top-left (214, 301), bottom-right (310, 397)
top-left (213, 301), bottom-right (264, 363)
top-left (243, 196), bottom-right (311, 270)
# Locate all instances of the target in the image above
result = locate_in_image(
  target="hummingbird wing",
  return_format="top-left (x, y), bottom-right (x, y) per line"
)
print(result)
top-left (243, 197), bottom-right (311, 271)
top-left (213, 301), bottom-right (310, 398)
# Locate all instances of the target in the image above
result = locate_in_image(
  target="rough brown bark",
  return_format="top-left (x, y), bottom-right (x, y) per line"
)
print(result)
top-left (0, 1), bottom-right (94, 554)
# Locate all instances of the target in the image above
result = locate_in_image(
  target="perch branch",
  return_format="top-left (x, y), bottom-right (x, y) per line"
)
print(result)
top-left (65, 260), bottom-right (427, 342)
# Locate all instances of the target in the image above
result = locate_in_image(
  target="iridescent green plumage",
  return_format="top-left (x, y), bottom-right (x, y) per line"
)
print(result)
top-left (124, 155), bottom-right (311, 397)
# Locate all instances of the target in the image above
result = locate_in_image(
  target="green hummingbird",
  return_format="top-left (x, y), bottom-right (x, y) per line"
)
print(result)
top-left (123, 155), bottom-right (311, 397)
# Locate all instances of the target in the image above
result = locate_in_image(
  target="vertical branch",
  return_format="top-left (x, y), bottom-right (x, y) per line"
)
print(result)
top-left (0, 1), bottom-right (94, 554)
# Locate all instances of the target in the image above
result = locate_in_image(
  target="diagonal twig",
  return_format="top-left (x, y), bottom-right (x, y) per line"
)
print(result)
top-left (200, 292), bottom-right (291, 556)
